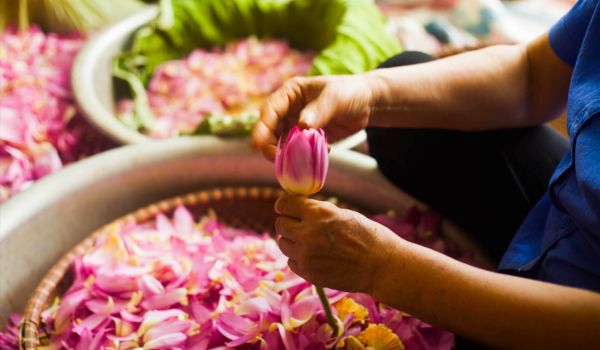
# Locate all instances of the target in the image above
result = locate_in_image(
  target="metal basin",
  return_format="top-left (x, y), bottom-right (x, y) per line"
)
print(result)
top-left (71, 6), bottom-right (367, 148)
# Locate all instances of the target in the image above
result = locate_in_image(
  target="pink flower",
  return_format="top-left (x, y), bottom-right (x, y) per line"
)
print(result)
top-left (275, 126), bottom-right (329, 195)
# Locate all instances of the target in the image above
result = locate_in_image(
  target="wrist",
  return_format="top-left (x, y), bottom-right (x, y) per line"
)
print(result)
top-left (368, 228), bottom-right (407, 298)
top-left (363, 71), bottom-right (389, 127)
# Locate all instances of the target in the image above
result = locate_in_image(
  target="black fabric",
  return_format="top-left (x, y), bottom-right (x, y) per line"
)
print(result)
top-left (377, 51), bottom-right (436, 68)
top-left (366, 52), bottom-right (569, 262)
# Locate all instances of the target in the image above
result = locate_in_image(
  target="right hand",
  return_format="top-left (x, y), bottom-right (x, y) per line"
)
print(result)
top-left (274, 194), bottom-right (402, 294)
top-left (250, 74), bottom-right (375, 160)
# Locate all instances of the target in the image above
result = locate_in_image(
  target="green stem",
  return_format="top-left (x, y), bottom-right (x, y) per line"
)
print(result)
top-left (316, 285), bottom-right (338, 336)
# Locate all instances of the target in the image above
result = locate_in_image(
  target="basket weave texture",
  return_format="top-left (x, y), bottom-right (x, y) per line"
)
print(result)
top-left (19, 186), bottom-right (352, 349)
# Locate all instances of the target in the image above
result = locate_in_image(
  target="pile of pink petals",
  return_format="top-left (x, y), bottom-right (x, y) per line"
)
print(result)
top-left (0, 27), bottom-right (111, 203)
top-left (0, 205), bottom-right (467, 350)
top-left (0, 314), bottom-right (20, 350)
top-left (370, 207), bottom-right (482, 266)
top-left (117, 37), bottom-right (314, 138)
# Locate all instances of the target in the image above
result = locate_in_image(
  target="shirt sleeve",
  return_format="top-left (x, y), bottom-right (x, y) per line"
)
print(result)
top-left (549, 0), bottom-right (596, 66)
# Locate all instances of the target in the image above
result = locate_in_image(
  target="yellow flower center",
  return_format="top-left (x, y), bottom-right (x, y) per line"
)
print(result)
top-left (334, 297), bottom-right (368, 324)
top-left (357, 324), bottom-right (405, 350)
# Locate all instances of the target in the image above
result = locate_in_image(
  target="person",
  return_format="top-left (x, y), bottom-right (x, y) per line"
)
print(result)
top-left (251, 0), bottom-right (600, 348)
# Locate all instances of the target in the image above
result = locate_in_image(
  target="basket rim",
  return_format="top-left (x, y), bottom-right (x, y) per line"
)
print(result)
top-left (19, 185), bottom-right (292, 349)
top-left (17, 184), bottom-right (481, 349)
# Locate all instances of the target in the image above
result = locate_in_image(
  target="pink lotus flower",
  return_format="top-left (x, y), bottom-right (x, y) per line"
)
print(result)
top-left (276, 126), bottom-right (329, 195)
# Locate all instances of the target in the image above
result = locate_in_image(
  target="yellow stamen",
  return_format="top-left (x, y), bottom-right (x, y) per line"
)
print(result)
top-left (274, 271), bottom-right (285, 282)
top-left (127, 291), bottom-right (143, 313)
top-left (357, 324), bottom-right (405, 350)
top-left (344, 336), bottom-right (366, 350)
top-left (83, 275), bottom-right (95, 290)
top-left (334, 297), bottom-right (368, 324)
top-left (188, 322), bottom-right (201, 336)
top-left (180, 257), bottom-right (192, 273)
top-left (129, 255), bottom-right (140, 266)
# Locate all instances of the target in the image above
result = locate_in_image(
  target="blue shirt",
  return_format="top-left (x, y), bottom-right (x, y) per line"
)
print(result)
top-left (499, 0), bottom-right (600, 292)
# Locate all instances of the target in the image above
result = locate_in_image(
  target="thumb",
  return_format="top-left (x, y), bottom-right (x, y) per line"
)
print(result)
top-left (299, 96), bottom-right (335, 129)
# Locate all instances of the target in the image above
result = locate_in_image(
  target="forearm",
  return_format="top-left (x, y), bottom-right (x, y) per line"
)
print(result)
top-left (373, 239), bottom-right (600, 348)
top-left (364, 45), bottom-right (533, 131)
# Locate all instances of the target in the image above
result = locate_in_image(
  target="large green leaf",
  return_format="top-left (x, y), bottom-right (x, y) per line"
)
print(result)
top-left (119, 0), bottom-right (401, 85)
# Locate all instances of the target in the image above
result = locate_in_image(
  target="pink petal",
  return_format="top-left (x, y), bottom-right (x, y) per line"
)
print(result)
top-left (88, 320), bottom-right (111, 350)
top-left (75, 327), bottom-right (93, 350)
top-left (236, 297), bottom-right (270, 318)
top-left (156, 213), bottom-right (176, 236)
top-left (72, 313), bottom-right (108, 335)
top-left (138, 275), bottom-right (165, 297)
top-left (138, 309), bottom-right (187, 335)
top-left (31, 142), bottom-right (62, 178)
top-left (85, 297), bottom-right (115, 314)
top-left (281, 290), bottom-right (319, 330)
top-left (120, 309), bottom-right (144, 323)
top-left (215, 312), bottom-right (260, 342)
top-left (141, 288), bottom-right (188, 310)
top-left (190, 299), bottom-right (211, 324)
top-left (276, 126), bottom-right (329, 195)
top-left (0, 313), bottom-right (21, 349)
top-left (143, 320), bottom-right (192, 344)
top-left (277, 323), bottom-right (297, 350)
top-left (94, 272), bottom-right (138, 293)
top-left (173, 205), bottom-right (195, 235)
top-left (143, 332), bottom-right (186, 349)
top-left (0, 107), bottom-right (28, 146)
top-left (54, 288), bottom-right (89, 331)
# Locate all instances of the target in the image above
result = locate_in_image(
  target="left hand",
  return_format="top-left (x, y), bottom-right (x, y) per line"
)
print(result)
top-left (274, 194), bottom-right (402, 293)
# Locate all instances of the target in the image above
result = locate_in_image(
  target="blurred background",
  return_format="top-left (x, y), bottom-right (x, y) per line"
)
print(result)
top-left (0, 0), bottom-right (573, 203)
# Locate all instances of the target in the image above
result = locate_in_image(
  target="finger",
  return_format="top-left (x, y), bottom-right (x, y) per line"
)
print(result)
top-left (275, 216), bottom-right (302, 242)
top-left (251, 81), bottom-right (304, 149)
top-left (288, 259), bottom-right (319, 286)
top-left (261, 144), bottom-right (277, 162)
top-left (275, 194), bottom-right (311, 219)
top-left (299, 93), bottom-right (335, 129)
top-left (287, 259), bottom-right (302, 276)
top-left (251, 117), bottom-right (277, 151)
top-left (277, 235), bottom-right (297, 258)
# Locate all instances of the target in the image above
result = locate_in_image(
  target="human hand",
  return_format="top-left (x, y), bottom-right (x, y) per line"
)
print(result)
top-left (251, 75), bottom-right (375, 160)
top-left (274, 194), bottom-right (402, 294)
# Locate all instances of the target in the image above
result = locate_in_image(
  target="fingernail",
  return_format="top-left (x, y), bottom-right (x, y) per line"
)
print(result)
top-left (301, 110), bottom-right (315, 127)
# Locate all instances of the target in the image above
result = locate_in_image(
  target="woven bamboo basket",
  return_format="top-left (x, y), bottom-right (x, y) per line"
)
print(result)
top-left (19, 186), bottom-right (358, 349)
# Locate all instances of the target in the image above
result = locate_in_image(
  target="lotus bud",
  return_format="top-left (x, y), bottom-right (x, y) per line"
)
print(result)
top-left (275, 126), bottom-right (329, 195)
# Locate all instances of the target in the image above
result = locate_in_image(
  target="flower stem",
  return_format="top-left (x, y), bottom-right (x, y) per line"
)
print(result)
top-left (316, 285), bottom-right (338, 336)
